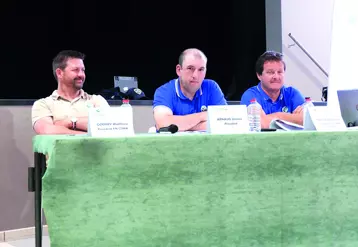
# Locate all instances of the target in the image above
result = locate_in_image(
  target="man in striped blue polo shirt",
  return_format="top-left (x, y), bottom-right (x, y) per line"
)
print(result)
top-left (153, 48), bottom-right (227, 131)
top-left (241, 51), bottom-right (305, 128)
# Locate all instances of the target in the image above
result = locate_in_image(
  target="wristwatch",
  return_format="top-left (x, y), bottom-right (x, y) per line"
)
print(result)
top-left (71, 117), bottom-right (78, 130)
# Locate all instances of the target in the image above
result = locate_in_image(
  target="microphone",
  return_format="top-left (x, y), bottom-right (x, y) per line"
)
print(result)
top-left (158, 124), bottom-right (179, 134)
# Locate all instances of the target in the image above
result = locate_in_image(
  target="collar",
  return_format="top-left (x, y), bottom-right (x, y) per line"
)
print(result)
top-left (256, 82), bottom-right (283, 102)
top-left (51, 89), bottom-right (89, 101)
top-left (175, 78), bottom-right (203, 100)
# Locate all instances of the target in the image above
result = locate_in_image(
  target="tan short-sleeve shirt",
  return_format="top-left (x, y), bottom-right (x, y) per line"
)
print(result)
top-left (31, 90), bottom-right (109, 127)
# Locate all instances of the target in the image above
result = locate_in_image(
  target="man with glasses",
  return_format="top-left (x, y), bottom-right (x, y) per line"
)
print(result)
top-left (153, 48), bottom-right (227, 131)
top-left (240, 51), bottom-right (305, 128)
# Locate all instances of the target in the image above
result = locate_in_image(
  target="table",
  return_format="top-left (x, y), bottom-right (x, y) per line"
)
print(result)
top-left (31, 131), bottom-right (358, 246)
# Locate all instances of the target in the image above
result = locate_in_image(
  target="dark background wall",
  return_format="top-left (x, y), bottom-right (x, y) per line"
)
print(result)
top-left (0, 0), bottom-right (266, 100)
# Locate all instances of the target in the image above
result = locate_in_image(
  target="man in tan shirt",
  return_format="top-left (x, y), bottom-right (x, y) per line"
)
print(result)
top-left (32, 50), bottom-right (110, 135)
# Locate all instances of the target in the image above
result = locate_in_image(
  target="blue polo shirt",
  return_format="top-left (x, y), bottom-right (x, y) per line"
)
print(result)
top-left (240, 82), bottom-right (305, 114)
top-left (153, 78), bottom-right (227, 115)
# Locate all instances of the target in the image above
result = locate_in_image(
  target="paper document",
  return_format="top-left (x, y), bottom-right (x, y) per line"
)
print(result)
top-left (270, 119), bottom-right (304, 131)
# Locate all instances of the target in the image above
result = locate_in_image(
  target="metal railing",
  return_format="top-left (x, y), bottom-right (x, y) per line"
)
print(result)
top-left (288, 33), bottom-right (329, 77)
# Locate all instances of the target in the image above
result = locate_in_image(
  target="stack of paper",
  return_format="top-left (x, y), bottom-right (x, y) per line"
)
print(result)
top-left (269, 119), bottom-right (304, 131)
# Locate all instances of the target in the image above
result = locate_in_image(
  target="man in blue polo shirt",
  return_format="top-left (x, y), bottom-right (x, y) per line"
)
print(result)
top-left (241, 51), bottom-right (305, 128)
top-left (153, 48), bottom-right (227, 131)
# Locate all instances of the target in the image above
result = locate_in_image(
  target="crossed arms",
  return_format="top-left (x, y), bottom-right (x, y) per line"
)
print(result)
top-left (33, 116), bottom-right (87, 135)
top-left (260, 105), bottom-right (303, 128)
top-left (153, 106), bottom-right (207, 131)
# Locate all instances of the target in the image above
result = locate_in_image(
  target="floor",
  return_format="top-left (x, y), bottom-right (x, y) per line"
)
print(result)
top-left (0, 236), bottom-right (50, 247)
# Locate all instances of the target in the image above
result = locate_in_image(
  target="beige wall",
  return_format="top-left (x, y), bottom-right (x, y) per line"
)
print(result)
top-left (0, 104), bottom-right (154, 231)
top-left (281, 0), bottom-right (334, 101)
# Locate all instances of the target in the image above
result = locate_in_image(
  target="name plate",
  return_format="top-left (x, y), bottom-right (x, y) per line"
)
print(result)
top-left (207, 105), bottom-right (249, 134)
top-left (304, 106), bottom-right (346, 131)
top-left (88, 107), bottom-right (135, 137)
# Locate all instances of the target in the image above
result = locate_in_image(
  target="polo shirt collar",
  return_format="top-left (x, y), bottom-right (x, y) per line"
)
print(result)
top-left (51, 89), bottom-right (89, 101)
top-left (256, 82), bottom-right (283, 102)
top-left (175, 78), bottom-right (203, 100)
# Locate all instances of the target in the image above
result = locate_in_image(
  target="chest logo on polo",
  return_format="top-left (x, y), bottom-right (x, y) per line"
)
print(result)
top-left (201, 105), bottom-right (207, 112)
top-left (282, 106), bottom-right (288, 113)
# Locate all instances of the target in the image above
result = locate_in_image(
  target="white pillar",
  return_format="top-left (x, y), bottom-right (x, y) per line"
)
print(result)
top-left (328, 0), bottom-right (358, 107)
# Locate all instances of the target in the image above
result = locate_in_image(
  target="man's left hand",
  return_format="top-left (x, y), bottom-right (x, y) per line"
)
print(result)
top-left (54, 118), bottom-right (72, 129)
top-left (293, 106), bottom-right (303, 114)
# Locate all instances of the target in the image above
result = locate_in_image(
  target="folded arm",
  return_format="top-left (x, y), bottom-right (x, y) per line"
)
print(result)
top-left (73, 117), bottom-right (88, 131)
top-left (33, 117), bottom-right (86, 135)
top-left (189, 121), bottom-right (207, 131)
top-left (261, 106), bottom-right (304, 128)
top-left (154, 106), bottom-right (207, 131)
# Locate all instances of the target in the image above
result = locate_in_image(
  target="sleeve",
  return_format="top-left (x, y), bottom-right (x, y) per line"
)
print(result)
top-left (208, 81), bottom-right (227, 105)
top-left (31, 99), bottom-right (53, 127)
top-left (290, 87), bottom-right (305, 111)
top-left (240, 90), bottom-right (255, 106)
top-left (93, 95), bottom-right (110, 108)
top-left (153, 85), bottom-right (173, 113)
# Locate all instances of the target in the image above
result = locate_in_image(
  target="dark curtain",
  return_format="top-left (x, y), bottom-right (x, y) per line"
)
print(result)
top-left (0, 0), bottom-right (266, 100)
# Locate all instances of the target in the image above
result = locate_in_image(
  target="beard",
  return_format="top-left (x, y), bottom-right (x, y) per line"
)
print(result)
top-left (72, 78), bottom-right (84, 90)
